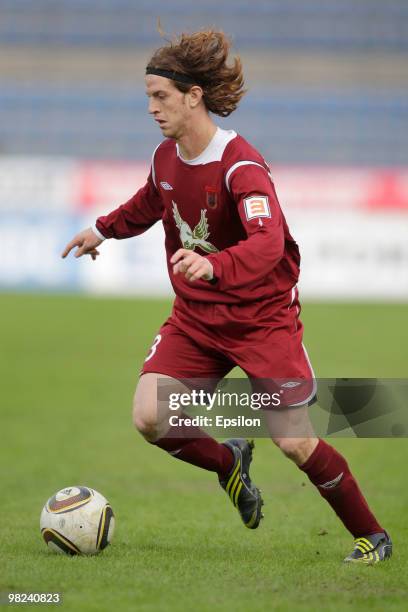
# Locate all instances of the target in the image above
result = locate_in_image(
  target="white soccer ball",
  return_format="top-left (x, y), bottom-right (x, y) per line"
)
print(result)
top-left (40, 486), bottom-right (115, 555)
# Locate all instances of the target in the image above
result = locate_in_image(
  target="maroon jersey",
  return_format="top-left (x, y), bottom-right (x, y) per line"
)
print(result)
top-left (95, 128), bottom-right (300, 304)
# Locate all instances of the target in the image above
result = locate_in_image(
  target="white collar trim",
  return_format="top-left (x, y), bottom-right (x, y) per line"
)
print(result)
top-left (176, 127), bottom-right (237, 165)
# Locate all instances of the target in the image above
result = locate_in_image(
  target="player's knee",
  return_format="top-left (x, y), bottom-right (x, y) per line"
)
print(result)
top-left (133, 412), bottom-right (160, 442)
top-left (132, 397), bottom-right (160, 441)
top-left (132, 374), bottom-right (161, 440)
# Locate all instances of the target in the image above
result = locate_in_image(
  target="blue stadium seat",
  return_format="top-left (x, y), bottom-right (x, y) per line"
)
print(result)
top-left (0, 0), bottom-right (407, 50)
top-left (0, 84), bottom-right (407, 164)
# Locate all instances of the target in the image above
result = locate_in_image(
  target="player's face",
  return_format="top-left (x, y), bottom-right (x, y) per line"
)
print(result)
top-left (145, 75), bottom-right (191, 140)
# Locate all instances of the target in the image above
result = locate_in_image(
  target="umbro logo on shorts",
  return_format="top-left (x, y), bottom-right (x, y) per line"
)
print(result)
top-left (160, 181), bottom-right (173, 190)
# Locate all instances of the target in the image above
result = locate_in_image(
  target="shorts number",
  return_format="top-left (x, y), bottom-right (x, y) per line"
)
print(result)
top-left (144, 334), bottom-right (162, 362)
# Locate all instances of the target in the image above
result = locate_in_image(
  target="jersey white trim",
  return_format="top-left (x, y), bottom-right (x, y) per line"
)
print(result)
top-left (288, 285), bottom-right (297, 309)
top-left (288, 343), bottom-right (317, 407)
top-left (225, 160), bottom-right (266, 192)
top-left (176, 127), bottom-right (237, 165)
top-left (91, 224), bottom-right (106, 241)
top-left (150, 142), bottom-right (162, 188)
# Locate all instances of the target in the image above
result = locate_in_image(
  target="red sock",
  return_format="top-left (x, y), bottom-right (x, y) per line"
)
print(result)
top-left (299, 439), bottom-right (383, 537)
top-left (151, 415), bottom-right (234, 478)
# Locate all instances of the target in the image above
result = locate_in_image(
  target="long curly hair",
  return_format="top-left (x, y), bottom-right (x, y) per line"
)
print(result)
top-left (146, 30), bottom-right (246, 117)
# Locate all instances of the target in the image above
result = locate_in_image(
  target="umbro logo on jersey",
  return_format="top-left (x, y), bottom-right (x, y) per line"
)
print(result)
top-left (160, 181), bottom-right (173, 190)
top-left (244, 196), bottom-right (271, 221)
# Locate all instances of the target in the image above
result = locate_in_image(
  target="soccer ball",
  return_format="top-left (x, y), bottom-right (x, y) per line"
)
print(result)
top-left (40, 486), bottom-right (115, 555)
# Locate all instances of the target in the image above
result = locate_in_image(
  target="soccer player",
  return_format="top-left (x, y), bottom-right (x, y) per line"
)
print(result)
top-left (62, 30), bottom-right (391, 563)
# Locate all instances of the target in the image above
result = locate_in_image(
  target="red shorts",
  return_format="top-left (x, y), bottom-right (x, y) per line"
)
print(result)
top-left (141, 287), bottom-right (316, 407)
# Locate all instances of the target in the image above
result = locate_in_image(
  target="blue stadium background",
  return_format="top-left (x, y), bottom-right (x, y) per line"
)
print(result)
top-left (1, 0), bottom-right (407, 164)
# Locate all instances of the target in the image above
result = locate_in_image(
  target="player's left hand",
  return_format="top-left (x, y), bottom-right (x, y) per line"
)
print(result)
top-left (171, 249), bottom-right (214, 282)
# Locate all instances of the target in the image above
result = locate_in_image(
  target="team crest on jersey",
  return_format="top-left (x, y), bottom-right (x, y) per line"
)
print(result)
top-left (244, 196), bottom-right (271, 221)
top-left (205, 186), bottom-right (218, 209)
top-left (172, 201), bottom-right (219, 254)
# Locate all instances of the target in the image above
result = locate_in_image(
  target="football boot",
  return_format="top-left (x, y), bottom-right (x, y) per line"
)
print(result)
top-left (219, 438), bottom-right (264, 529)
top-left (344, 531), bottom-right (392, 564)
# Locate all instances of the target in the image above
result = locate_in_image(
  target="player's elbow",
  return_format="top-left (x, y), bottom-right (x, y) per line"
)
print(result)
top-left (265, 230), bottom-right (285, 267)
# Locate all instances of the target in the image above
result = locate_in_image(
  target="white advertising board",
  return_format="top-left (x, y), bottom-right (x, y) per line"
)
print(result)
top-left (0, 158), bottom-right (407, 299)
top-left (0, 211), bottom-right (406, 299)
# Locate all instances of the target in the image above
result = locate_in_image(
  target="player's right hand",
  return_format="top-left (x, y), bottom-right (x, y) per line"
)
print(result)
top-left (61, 227), bottom-right (103, 261)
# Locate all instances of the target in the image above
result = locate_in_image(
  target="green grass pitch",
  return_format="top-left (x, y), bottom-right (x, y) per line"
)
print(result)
top-left (1, 293), bottom-right (408, 611)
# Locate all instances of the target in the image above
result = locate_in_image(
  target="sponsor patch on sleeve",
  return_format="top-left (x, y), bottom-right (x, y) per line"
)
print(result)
top-left (243, 196), bottom-right (271, 221)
